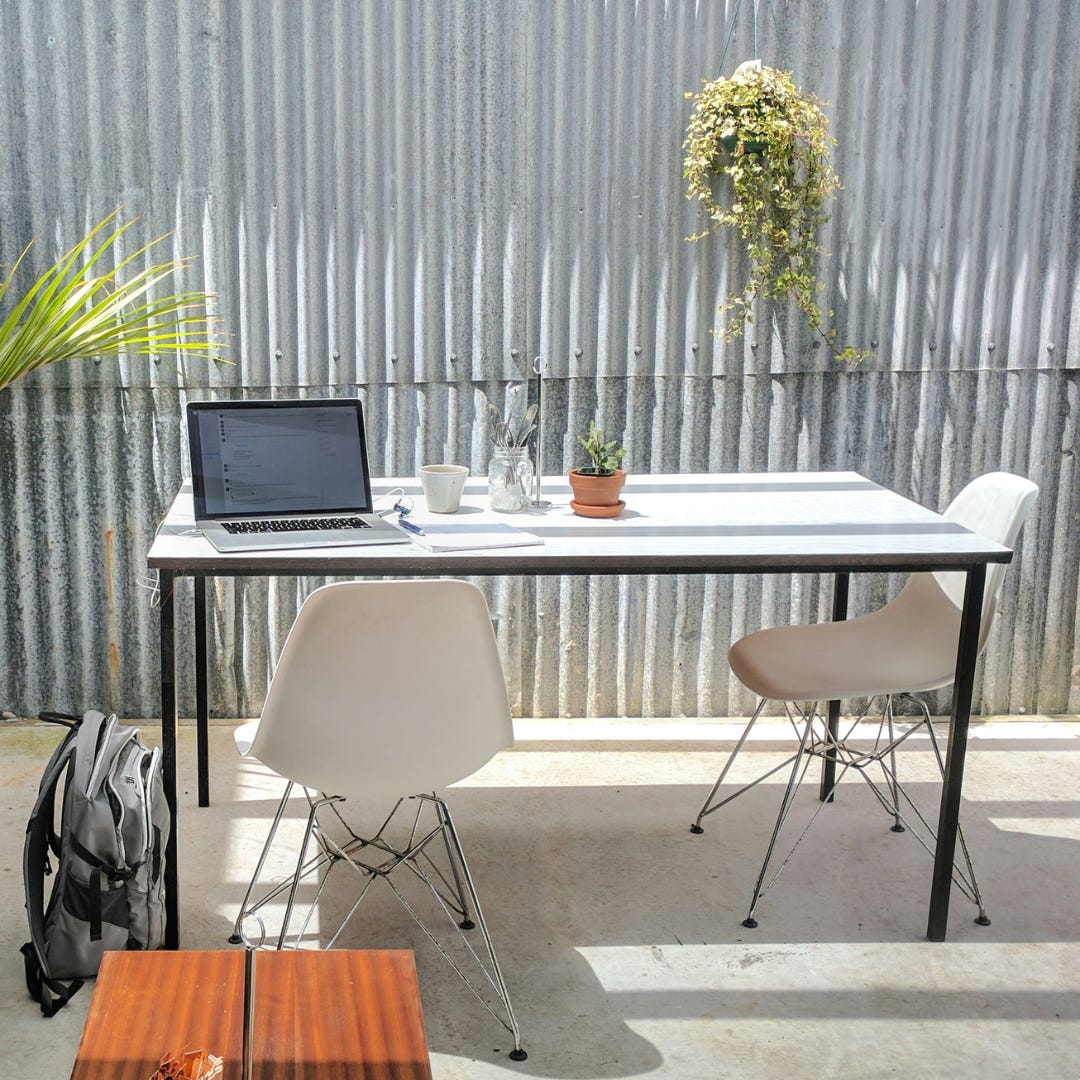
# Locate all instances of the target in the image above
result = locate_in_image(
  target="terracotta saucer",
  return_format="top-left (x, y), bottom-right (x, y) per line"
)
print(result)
top-left (570, 499), bottom-right (626, 519)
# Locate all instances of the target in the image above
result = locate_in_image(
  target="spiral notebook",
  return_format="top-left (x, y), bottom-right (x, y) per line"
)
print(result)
top-left (403, 519), bottom-right (543, 552)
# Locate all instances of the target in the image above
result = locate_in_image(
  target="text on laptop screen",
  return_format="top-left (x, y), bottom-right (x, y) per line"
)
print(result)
top-left (191, 402), bottom-right (372, 517)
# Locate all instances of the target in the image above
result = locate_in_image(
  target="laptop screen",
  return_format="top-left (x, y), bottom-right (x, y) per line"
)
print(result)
top-left (187, 399), bottom-right (374, 519)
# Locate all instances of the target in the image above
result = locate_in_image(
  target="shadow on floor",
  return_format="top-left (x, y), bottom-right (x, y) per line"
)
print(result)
top-left (3, 720), bottom-right (1079, 1079)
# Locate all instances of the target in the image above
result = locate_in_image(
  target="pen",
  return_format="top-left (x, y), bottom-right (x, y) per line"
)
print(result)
top-left (398, 517), bottom-right (425, 536)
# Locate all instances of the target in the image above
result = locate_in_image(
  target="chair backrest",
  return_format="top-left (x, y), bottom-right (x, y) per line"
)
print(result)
top-left (248, 579), bottom-right (513, 802)
top-left (902, 471), bottom-right (1038, 652)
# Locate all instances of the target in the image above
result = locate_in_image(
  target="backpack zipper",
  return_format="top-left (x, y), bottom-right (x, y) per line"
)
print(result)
top-left (104, 739), bottom-right (138, 870)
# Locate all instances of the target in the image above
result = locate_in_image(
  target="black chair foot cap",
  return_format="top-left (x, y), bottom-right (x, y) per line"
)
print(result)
top-left (975, 914), bottom-right (992, 926)
top-left (228, 933), bottom-right (243, 944)
top-left (891, 824), bottom-right (906, 833)
top-left (690, 824), bottom-right (704, 834)
top-left (459, 919), bottom-right (476, 931)
top-left (509, 1048), bottom-right (528, 1061)
top-left (742, 916), bottom-right (758, 929)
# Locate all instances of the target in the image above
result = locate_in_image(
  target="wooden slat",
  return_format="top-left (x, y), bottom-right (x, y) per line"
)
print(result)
top-left (71, 950), bottom-right (244, 1080)
top-left (253, 951), bottom-right (432, 1079)
top-left (70, 950), bottom-right (432, 1080)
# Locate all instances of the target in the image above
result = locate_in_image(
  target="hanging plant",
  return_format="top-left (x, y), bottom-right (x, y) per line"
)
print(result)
top-left (683, 62), bottom-right (868, 365)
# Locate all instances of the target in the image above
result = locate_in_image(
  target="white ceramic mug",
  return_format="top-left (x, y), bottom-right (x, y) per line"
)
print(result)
top-left (419, 464), bottom-right (469, 513)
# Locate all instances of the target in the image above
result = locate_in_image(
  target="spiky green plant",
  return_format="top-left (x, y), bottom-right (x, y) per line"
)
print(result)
top-left (0, 210), bottom-right (219, 392)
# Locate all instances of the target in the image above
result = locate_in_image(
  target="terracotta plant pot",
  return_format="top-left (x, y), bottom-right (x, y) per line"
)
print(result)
top-left (568, 469), bottom-right (626, 518)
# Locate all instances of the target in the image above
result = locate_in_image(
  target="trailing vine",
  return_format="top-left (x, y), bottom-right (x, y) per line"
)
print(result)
top-left (683, 63), bottom-right (869, 365)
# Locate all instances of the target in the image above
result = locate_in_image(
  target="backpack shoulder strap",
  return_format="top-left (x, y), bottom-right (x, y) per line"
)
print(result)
top-left (22, 720), bottom-right (82, 1013)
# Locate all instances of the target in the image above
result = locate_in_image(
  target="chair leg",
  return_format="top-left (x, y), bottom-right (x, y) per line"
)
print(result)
top-left (231, 785), bottom-right (350, 951)
top-left (858, 694), bottom-right (989, 925)
top-left (229, 781), bottom-right (294, 945)
top-left (433, 797), bottom-right (477, 929)
top-left (243, 792), bottom-right (527, 1060)
top-left (884, 695), bottom-right (906, 833)
top-left (917, 699), bottom-right (990, 925)
top-left (693, 700), bottom-right (854, 927)
top-left (276, 797), bottom-right (326, 950)
top-left (706, 693), bottom-right (990, 931)
top-left (430, 797), bottom-right (526, 1060)
top-left (692, 698), bottom-right (793, 832)
top-left (743, 706), bottom-right (818, 928)
top-left (376, 797), bottom-right (526, 1060)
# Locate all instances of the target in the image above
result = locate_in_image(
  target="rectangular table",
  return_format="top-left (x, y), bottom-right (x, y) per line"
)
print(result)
top-left (70, 948), bottom-right (432, 1079)
top-left (148, 471), bottom-right (1013, 946)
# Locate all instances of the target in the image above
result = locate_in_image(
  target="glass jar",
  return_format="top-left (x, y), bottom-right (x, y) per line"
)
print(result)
top-left (487, 446), bottom-right (534, 513)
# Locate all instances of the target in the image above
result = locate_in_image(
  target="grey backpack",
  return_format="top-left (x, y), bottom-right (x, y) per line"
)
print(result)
top-left (21, 710), bottom-right (170, 1015)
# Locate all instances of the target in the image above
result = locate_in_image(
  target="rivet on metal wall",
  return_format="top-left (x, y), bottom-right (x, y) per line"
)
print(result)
top-left (691, 343), bottom-right (700, 352)
top-left (391, 354), bottom-right (398, 363)
top-left (332, 351), bottom-right (340, 362)
top-left (153, 357), bottom-right (161, 365)
top-left (871, 340), bottom-right (879, 348)
top-left (988, 342), bottom-right (996, 352)
top-left (1047, 343), bottom-right (1055, 353)
top-left (929, 342), bottom-right (937, 352)
top-left (574, 348), bottom-right (583, 358)
top-left (634, 346), bottom-right (642, 356)
top-left (93, 358), bottom-right (102, 365)
top-left (450, 353), bottom-right (458, 362)
top-left (751, 342), bottom-right (759, 350)
top-left (511, 349), bottom-right (520, 359)
top-left (275, 349), bottom-right (283, 360)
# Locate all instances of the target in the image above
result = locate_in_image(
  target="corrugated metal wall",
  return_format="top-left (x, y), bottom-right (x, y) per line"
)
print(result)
top-left (0, 0), bottom-right (1077, 719)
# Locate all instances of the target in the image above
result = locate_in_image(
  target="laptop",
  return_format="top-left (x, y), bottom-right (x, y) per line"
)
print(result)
top-left (186, 398), bottom-right (410, 552)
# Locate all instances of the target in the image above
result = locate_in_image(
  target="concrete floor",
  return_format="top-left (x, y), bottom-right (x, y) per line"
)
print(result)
top-left (2, 715), bottom-right (1079, 1079)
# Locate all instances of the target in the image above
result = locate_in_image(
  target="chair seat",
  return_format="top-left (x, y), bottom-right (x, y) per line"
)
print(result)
top-left (729, 577), bottom-right (963, 702)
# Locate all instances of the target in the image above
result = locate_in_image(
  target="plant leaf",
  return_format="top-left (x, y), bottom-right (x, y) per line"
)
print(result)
top-left (0, 209), bottom-right (222, 392)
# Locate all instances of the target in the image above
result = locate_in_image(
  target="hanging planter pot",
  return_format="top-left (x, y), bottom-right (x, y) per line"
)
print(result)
top-left (719, 60), bottom-right (771, 157)
top-left (720, 133), bottom-right (770, 156)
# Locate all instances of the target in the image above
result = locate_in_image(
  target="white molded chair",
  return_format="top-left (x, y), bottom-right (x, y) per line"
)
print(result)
top-left (229, 578), bottom-right (526, 1061)
top-left (692, 472), bottom-right (1038, 929)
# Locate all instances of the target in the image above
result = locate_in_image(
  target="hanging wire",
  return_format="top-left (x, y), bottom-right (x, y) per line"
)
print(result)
top-left (717, 0), bottom-right (743, 74)
top-left (717, 0), bottom-right (788, 74)
top-left (768, 0), bottom-right (789, 69)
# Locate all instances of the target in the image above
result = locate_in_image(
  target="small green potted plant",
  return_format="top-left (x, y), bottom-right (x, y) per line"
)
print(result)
top-left (683, 61), bottom-right (868, 365)
top-left (568, 421), bottom-right (626, 517)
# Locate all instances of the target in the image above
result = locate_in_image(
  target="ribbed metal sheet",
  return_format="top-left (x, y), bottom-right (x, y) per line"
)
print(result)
top-left (1, 0), bottom-right (1077, 719)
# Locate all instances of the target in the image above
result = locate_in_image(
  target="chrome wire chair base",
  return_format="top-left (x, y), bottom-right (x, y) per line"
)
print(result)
top-left (231, 782), bottom-right (526, 1061)
top-left (692, 695), bottom-right (989, 929)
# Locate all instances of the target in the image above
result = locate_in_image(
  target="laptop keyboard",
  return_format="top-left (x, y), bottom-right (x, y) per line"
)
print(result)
top-left (221, 516), bottom-right (372, 535)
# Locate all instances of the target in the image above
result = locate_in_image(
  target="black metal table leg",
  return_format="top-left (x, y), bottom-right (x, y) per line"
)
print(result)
top-left (159, 569), bottom-right (180, 949)
top-left (927, 563), bottom-right (986, 942)
top-left (195, 575), bottom-right (210, 807)
top-left (819, 571), bottom-right (849, 802)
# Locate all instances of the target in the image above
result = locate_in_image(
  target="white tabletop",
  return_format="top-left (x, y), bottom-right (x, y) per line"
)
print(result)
top-left (147, 472), bottom-right (1012, 575)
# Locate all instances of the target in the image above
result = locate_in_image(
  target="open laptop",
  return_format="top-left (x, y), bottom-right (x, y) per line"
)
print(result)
top-left (186, 398), bottom-right (409, 552)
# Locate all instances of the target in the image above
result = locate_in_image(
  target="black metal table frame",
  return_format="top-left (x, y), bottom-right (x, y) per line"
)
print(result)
top-left (156, 550), bottom-right (994, 949)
